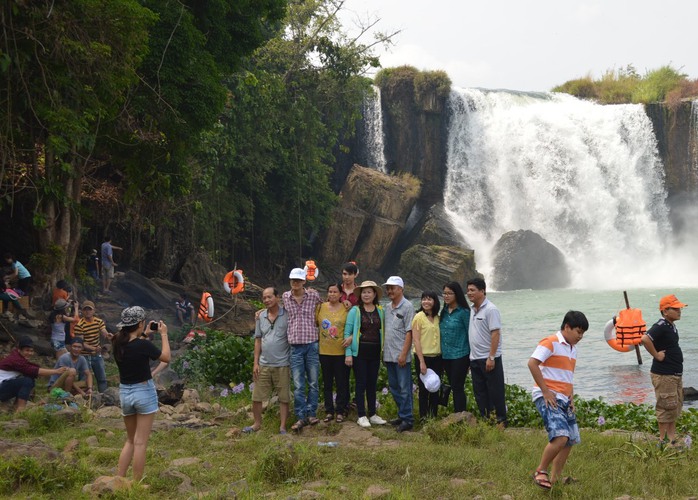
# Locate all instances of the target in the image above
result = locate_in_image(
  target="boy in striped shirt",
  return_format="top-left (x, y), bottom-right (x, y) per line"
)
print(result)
top-left (528, 310), bottom-right (588, 490)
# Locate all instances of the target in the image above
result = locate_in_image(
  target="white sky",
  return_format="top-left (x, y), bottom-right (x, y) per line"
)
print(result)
top-left (339, 0), bottom-right (698, 92)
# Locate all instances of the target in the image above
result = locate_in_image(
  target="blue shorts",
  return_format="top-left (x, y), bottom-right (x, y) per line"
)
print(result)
top-left (534, 397), bottom-right (580, 446)
top-left (120, 379), bottom-right (159, 416)
top-left (51, 340), bottom-right (66, 352)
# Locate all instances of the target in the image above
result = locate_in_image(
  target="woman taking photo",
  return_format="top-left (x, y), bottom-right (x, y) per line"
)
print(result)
top-left (112, 306), bottom-right (170, 482)
top-left (344, 281), bottom-right (386, 428)
top-left (440, 282), bottom-right (470, 413)
top-left (316, 283), bottom-right (350, 422)
top-left (413, 290), bottom-right (442, 420)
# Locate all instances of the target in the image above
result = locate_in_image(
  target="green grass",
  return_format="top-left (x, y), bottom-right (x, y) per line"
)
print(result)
top-left (2, 386), bottom-right (698, 499)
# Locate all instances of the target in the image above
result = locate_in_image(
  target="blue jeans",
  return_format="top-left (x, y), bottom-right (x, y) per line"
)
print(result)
top-left (86, 354), bottom-right (108, 392)
top-left (120, 379), bottom-right (159, 416)
top-left (290, 342), bottom-right (319, 420)
top-left (386, 361), bottom-right (414, 424)
top-left (0, 376), bottom-right (35, 402)
top-left (534, 397), bottom-right (580, 445)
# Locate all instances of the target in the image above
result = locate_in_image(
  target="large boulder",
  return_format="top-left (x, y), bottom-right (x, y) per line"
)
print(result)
top-left (491, 230), bottom-right (570, 291)
top-left (398, 245), bottom-right (476, 297)
top-left (320, 165), bottom-right (421, 273)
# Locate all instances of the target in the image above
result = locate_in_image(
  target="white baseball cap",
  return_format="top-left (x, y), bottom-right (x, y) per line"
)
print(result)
top-left (289, 268), bottom-right (306, 280)
top-left (383, 276), bottom-right (404, 288)
top-left (419, 368), bottom-right (441, 393)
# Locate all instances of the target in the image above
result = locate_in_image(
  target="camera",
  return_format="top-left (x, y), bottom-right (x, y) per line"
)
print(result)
top-left (149, 321), bottom-right (159, 331)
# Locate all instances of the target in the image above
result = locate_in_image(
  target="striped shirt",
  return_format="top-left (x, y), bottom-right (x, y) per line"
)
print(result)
top-left (282, 289), bottom-right (322, 345)
top-left (74, 317), bottom-right (106, 352)
top-left (530, 331), bottom-right (577, 402)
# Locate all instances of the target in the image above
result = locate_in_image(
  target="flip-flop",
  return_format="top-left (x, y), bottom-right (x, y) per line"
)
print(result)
top-left (323, 414), bottom-right (334, 423)
top-left (279, 429), bottom-right (287, 435)
top-left (336, 414), bottom-right (345, 423)
top-left (291, 419), bottom-right (306, 432)
top-left (533, 470), bottom-right (552, 490)
top-left (242, 426), bottom-right (259, 434)
top-left (307, 416), bottom-right (320, 425)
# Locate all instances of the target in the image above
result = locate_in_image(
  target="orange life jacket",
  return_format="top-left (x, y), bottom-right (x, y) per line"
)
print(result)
top-left (614, 308), bottom-right (646, 346)
top-left (198, 292), bottom-right (214, 323)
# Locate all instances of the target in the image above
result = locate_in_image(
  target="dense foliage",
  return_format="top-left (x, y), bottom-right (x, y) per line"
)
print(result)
top-left (553, 64), bottom-right (698, 105)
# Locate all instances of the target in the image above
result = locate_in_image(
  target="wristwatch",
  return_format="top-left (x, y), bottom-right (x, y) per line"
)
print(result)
top-left (488, 355), bottom-right (495, 361)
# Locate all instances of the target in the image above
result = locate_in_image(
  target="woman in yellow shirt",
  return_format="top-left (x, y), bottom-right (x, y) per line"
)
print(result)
top-left (316, 283), bottom-right (350, 422)
top-left (412, 291), bottom-right (442, 420)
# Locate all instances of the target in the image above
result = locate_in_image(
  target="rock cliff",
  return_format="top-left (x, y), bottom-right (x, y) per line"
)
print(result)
top-left (319, 165), bottom-right (421, 274)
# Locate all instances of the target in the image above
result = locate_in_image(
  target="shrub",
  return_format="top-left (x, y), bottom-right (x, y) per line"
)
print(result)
top-left (632, 65), bottom-right (686, 103)
top-left (174, 330), bottom-right (255, 385)
top-left (552, 76), bottom-right (598, 100)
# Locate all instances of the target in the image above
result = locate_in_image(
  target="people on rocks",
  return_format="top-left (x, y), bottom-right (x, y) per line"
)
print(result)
top-left (175, 293), bottom-right (196, 325)
top-left (0, 336), bottom-right (67, 412)
top-left (48, 336), bottom-right (93, 396)
top-left (100, 236), bottom-right (123, 294)
top-left (74, 300), bottom-right (113, 393)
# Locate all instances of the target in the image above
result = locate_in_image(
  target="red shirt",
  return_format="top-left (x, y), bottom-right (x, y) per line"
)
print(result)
top-left (0, 349), bottom-right (40, 380)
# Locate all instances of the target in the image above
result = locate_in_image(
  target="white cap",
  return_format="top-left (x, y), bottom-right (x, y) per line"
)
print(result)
top-left (419, 368), bottom-right (441, 393)
top-left (289, 268), bottom-right (306, 280)
top-left (383, 276), bottom-right (404, 288)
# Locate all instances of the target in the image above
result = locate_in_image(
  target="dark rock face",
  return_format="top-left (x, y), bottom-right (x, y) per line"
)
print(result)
top-left (398, 245), bottom-right (477, 297)
top-left (319, 165), bottom-right (421, 274)
top-left (491, 230), bottom-right (570, 291)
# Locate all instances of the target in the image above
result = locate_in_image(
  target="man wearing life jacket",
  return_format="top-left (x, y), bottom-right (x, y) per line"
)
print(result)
top-left (640, 294), bottom-right (687, 445)
top-left (339, 262), bottom-right (359, 311)
top-left (283, 268), bottom-right (323, 431)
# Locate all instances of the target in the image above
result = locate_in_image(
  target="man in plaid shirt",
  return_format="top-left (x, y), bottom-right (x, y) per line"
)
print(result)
top-left (283, 268), bottom-right (323, 431)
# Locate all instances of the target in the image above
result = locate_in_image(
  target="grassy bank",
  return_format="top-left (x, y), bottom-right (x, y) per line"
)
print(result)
top-left (2, 386), bottom-right (698, 499)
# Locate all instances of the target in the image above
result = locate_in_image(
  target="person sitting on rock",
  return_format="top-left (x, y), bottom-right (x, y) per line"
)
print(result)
top-left (175, 293), bottom-right (195, 325)
top-left (1, 270), bottom-right (33, 320)
top-left (48, 337), bottom-right (93, 397)
top-left (0, 336), bottom-right (67, 412)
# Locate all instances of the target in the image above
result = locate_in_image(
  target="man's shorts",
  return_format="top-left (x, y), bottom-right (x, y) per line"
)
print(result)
top-left (120, 379), bottom-right (159, 416)
top-left (103, 266), bottom-right (115, 279)
top-left (252, 366), bottom-right (290, 403)
top-left (534, 397), bottom-right (580, 446)
top-left (651, 373), bottom-right (683, 423)
top-left (50, 370), bottom-right (86, 391)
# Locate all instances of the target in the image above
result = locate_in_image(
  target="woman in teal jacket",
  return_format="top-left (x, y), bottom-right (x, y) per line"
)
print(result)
top-left (344, 281), bottom-right (386, 428)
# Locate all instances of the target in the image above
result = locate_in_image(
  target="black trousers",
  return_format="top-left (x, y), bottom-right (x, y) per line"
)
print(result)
top-left (443, 354), bottom-right (470, 412)
top-left (470, 356), bottom-right (507, 425)
top-left (353, 356), bottom-right (380, 418)
top-left (320, 354), bottom-right (350, 415)
top-left (415, 355), bottom-right (443, 419)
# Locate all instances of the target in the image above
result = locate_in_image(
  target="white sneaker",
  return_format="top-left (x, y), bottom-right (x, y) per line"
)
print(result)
top-left (357, 416), bottom-right (371, 428)
top-left (369, 415), bottom-right (387, 425)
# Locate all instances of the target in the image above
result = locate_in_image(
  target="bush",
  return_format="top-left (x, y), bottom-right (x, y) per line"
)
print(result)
top-left (631, 65), bottom-right (686, 103)
top-left (174, 330), bottom-right (255, 385)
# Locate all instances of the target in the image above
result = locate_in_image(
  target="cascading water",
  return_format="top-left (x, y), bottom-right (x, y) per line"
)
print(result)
top-left (360, 85), bottom-right (387, 173)
top-left (444, 87), bottom-right (692, 289)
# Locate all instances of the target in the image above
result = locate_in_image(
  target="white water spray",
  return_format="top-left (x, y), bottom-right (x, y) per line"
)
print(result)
top-left (361, 85), bottom-right (387, 173)
top-left (444, 88), bottom-right (696, 289)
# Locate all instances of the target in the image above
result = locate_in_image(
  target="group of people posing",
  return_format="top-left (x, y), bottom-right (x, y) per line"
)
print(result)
top-left (247, 262), bottom-right (507, 434)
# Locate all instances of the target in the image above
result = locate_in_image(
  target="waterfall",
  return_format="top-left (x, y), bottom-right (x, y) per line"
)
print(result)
top-left (444, 87), bottom-right (692, 289)
top-left (361, 85), bottom-right (387, 173)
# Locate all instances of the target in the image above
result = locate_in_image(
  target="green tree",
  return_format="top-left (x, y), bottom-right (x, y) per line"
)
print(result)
top-left (194, 0), bottom-right (392, 270)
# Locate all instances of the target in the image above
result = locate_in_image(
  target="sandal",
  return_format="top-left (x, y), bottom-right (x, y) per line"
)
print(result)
top-left (291, 419), bottom-right (306, 432)
top-left (533, 470), bottom-right (552, 490)
top-left (307, 416), bottom-right (320, 425)
top-left (335, 414), bottom-right (345, 423)
top-left (323, 414), bottom-right (334, 423)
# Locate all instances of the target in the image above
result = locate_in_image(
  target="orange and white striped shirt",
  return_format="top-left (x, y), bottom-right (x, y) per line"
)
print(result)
top-left (530, 332), bottom-right (577, 402)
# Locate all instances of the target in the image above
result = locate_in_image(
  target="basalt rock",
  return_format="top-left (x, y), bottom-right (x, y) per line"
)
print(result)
top-left (491, 230), bottom-right (570, 291)
top-left (398, 245), bottom-right (476, 297)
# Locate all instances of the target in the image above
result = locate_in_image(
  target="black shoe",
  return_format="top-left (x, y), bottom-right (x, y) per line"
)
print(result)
top-left (397, 421), bottom-right (413, 433)
top-left (389, 418), bottom-right (402, 426)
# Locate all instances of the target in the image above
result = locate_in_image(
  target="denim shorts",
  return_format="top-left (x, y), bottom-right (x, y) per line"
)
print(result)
top-left (120, 379), bottom-right (159, 416)
top-left (51, 340), bottom-right (66, 352)
top-left (534, 397), bottom-right (580, 446)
